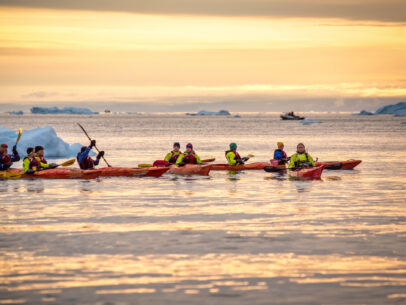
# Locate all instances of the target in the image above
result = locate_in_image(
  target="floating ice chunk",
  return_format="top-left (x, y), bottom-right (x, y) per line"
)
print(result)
top-left (186, 110), bottom-right (230, 116)
top-left (375, 102), bottom-right (406, 116)
top-left (7, 111), bottom-right (24, 115)
top-left (31, 106), bottom-right (98, 114)
top-left (352, 110), bottom-right (373, 115)
top-left (301, 119), bottom-right (322, 125)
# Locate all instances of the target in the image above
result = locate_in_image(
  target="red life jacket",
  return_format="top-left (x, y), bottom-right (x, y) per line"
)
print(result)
top-left (0, 153), bottom-right (11, 164)
top-left (233, 150), bottom-right (241, 160)
top-left (77, 154), bottom-right (94, 170)
top-left (24, 156), bottom-right (41, 169)
top-left (183, 153), bottom-right (197, 164)
top-left (169, 151), bottom-right (180, 164)
top-left (38, 156), bottom-right (47, 164)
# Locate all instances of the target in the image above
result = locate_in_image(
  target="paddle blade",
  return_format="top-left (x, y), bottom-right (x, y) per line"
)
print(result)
top-left (61, 159), bottom-right (76, 167)
top-left (201, 158), bottom-right (215, 163)
top-left (138, 164), bottom-right (153, 168)
top-left (247, 154), bottom-right (255, 158)
top-left (15, 128), bottom-right (22, 145)
top-left (4, 172), bottom-right (22, 179)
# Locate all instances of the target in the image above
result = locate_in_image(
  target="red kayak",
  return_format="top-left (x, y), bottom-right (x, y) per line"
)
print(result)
top-left (168, 164), bottom-right (211, 175)
top-left (315, 160), bottom-right (362, 170)
top-left (5, 168), bottom-right (102, 179)
top-left (289, 165), bottom-right (324, 180)
top-left (98, 167), bottom-right (169, 177)
top-left (211, 162), bottom-right (270, 171)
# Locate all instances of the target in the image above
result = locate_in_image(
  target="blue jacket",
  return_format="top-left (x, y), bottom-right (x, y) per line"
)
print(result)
top-left (76, 147), bottom-right (99, 167)
top-left (273, 150), bottom-right (283, 160)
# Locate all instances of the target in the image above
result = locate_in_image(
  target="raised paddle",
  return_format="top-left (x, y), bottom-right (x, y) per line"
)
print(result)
top-left (15, 128), bottom-right (22, 145)
top-left (77, 123), bottom-right (112, 167)
top-left (138, 158), bottom-right (216, 168)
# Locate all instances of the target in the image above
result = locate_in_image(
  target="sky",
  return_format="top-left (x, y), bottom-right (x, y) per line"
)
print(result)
top-left (0, 0), bottom-right (406, 112)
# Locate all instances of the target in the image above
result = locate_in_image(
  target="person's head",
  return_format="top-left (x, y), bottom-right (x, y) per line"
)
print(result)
top-left (34, 145), bottom-right (44, 156)
top-left (26, 147), bottom-right (34, 156)
top-left (80, 146), bottom-right (87, 153)
top-left (186, 143), bottom-right (193, 152)
top-left (277, 142), bottom-right (284, 150)
top-left (296, 143), bottom-right (305, 153)
top-left (173, 142), bottom-right (180, 152)
top-left (229, 142), bottom-right (237, 151)
top-left (0, 144), bottom-right (7, 154)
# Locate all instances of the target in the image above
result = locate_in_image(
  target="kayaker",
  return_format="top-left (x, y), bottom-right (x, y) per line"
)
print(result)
top-left (176, 143), bottom-right (201, 166)
top-left (23, 147), bottom-right (48, 173)
top-left (164, 142), bottom-right (182, 164)
top-left (35, 146), bottom-right (58, 169)
top-left (273, 142), bottom-right (288, 164)
top-left (0, 143), bottom-right (20, 170)
top-left (77, 140), bottom-right (104, 170)
top-left (225, 143), bottom-right (248, 166)
top-left (288, 143), bottom-right (315, 169)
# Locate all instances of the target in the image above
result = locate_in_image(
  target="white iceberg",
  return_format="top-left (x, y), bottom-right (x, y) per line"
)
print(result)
top-left (352, 110), bottom-right (373, 116)
top-left (0, 126), bottom-right (89, 158)
top-left (375, 102), bottom-right (406, 116)
top-left (31, 106), bottom-right (98, 115)
top-left (301, 119), bottom-right (322, 125)
top-left (7, 110), bottom-right (24, 115)
top-left (186, 110), bottom-right (230, 116)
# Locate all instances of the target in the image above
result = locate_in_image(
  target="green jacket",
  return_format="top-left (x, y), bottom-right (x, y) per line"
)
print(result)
top-left (288, 152), bottom-right (315, 169)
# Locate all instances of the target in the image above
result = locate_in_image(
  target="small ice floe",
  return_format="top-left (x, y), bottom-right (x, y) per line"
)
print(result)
top-left (31, 106), bottom-right (98, 115)
top-left (7, 111), bottom-right (24, 115)
top-left (186, 110), bottom-right (230, 116)
top-left (301, 119), bottom-right (322, 125)
top-left (0, 126), bottom-right (90, 158)
top-left (401, 121), bottom-right (406, 125)
top-left (352, 110), bottom-right (373, 116)
top-left (375, 102), bottom-right (406, 116)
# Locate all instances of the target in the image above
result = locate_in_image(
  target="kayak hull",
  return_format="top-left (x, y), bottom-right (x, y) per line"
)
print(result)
top-left (98, 167), bottom-right (169, 177)
top-left (289, 166), bottom-right (324, 180)
top-left (2, 168), bottom-right (102, 179)
top-left (169, 164), bottom-right (211, 175)
top-left (211, 162), bottom-right (270, 171)
top-left (315, 160), bottom-right (362, 170)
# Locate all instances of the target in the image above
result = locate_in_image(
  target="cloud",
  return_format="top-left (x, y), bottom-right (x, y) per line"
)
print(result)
top-left (1, 0), bottom-right (406, 22)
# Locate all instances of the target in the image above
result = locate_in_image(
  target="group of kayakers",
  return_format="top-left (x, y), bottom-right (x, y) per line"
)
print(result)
top-left (1, 139), bottom-right (315, 173)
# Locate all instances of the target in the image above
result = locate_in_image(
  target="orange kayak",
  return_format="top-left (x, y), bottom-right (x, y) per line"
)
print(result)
top-left (211, 162), bottom-right (270, 171)
top-left (168, 164), bottom-right (211, 175)
top-left (4, 168), bottom-right (102, 179)
top-left (98, 167), bottom-right (169, 177)
top-left (289, 166), bottom-right (324, 180)
top-left (315, 160), bottom-right (362, 170)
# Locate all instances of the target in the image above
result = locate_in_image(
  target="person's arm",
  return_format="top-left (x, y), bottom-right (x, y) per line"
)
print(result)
top-left (195, 154), bottom-right (201, 164)
top-left (164, 152), bottom-right (172, 162)
top-left (23, 158), bottom-right (30, 173)
top-left (11, 146), bottom-right (20, 162)
top-left (36, 157), bottom-right (50, 168)
top-left (288, 155), bottom-right (296, 169)
top-left (93, 151), bottom-right (104, 167)
top-left (308, 154), bottom-right (315, 167)
top-left (77, 147), bottom-right (91, 165)
top-left (226, 151), bottom-right (237, 166)
top-left (176, 153), bottom-right (184, 165)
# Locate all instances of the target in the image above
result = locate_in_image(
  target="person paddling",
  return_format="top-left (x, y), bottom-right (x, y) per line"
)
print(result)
top-left (273, 142), bottom-right (289, 164)
top-left (77, 140), bottom-right (105, 170)
top-left (176, 143), bottom-right (201, 166)
top-left (288, 143), bottom-right (315, 169)
top-left (23, 147), bottom-right (49, 173)
top-left (164, 142), bottom-right (182, 164)
top-left (0, 143), bottom-right (20, 170)
top-left (226, 143), bottom-right (248, 166)
top-left (34, 146), bottom-right (58, 169)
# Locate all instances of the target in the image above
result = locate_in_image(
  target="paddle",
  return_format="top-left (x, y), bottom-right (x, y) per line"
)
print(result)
top-left (3, 171), bottom-right (23, 179)
top-left (15, 128), bottom-right (22, 145)
top-left (59, 159), bottom-right (76, 167)
top-left (138, 158), bottom-right (216, 168)
top-left (77, 123), bottom-right (112, 167)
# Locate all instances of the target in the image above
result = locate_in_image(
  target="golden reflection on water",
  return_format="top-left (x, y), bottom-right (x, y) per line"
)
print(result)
top-left (1, 252), bottom-right (405, 293)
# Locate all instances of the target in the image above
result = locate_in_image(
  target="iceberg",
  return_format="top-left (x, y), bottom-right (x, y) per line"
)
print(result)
top-left (0, 126), bottom-right (89, 158)
top-left (186, 110), bottom-right (230, 116)
top-left (375, 102), bottom-right (406, 116)
top-left (301, 119), bottom-right (322, 125)
top-left (352, 110), bottom-right (373, 116)
top-left (31, 106), bottom-right (98, 115)
top-left (7, 111), bottom-right (24, 115)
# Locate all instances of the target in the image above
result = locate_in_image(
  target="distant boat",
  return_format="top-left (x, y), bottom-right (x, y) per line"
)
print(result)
top-left (280, 112), bottom-right (305, 120)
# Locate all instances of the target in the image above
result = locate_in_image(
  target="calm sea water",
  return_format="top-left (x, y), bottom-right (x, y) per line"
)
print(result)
top-left (1, 113), bottom-right (405, 305)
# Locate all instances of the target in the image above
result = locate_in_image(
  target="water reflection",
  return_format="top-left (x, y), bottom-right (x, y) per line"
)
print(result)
top-left (24, 180), bottom-right (44, 193)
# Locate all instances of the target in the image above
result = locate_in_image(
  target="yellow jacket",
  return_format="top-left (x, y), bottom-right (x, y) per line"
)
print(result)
top-left (288, 152), bottom-right (315, 169)
top-left (176, 152), bottom-right (201, 165)
top-left (23, 156), bottom-right (49, 173)
top-left (164, 151), bottom-right (181, 163)
top-left (226, 151), bottom-right (241, 166)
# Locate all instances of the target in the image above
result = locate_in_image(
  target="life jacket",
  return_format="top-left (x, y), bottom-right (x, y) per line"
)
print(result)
top-left (77, 153), bottom-right (95, 170)
top-left (168, 151), bottom-right (181, 164)
top-left (153, 160), bottom-right (171, 167)
top-left (24, 155), bottom-right (41, 169)
top-left (0, 153), bottom-right (11, 164)
top-left (38, 156), bottom-right (47, 164)
top-left (274, 149), bottom-right (287, 159)
top-left (182, 152), bottom-right (197, 164)
top-left (294, 153), bottom-right (310, 167)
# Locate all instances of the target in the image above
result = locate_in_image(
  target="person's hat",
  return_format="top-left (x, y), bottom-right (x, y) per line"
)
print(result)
top-left (173, 142), bottom-right (180, 147)
top-left (277, 142), bottom-right (284, 148)
top-left (186, 143), bottom-right (193, 148)
top-left (229, 142), bottom-right (237, 150)
top-left (1, 144), bottom-right (8, 148)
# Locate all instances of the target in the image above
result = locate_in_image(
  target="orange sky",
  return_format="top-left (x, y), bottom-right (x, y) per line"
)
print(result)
top-left (0, 3), bottom-right (405, 111)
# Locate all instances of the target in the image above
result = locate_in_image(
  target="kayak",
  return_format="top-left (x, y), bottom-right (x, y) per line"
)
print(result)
top-left (211, 162), bottom-right (270, 171)
top-left (315, 160), bottom-right (362, 170)
top-left (264, 164), bottom-right (287, 172)
top-left (289, 166), bottom-right (324, 180)
top-left (98, 167), bottom-right (169, 177)
top-left (168, 164), bottom-right (211, 175)
top-left (1, 168), bottom-right (102, 179)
